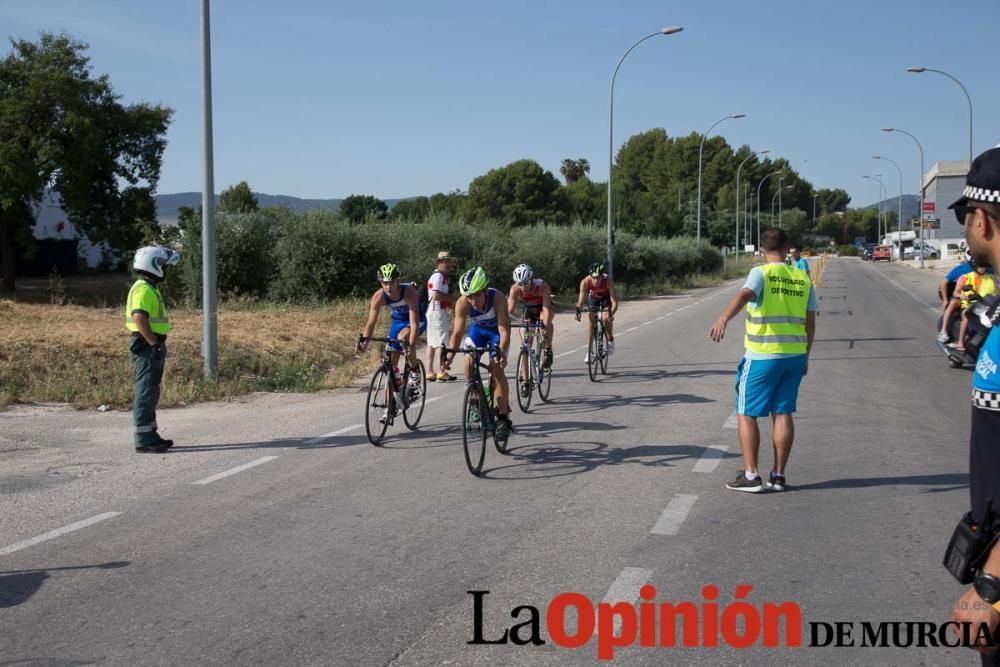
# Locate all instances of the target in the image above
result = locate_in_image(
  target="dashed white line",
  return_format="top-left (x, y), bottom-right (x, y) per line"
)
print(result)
top-left (304, 423), bottom-right (363, 445)
top-left (596, 567), bottom-right (653, 635)
top-left (650, 494), bottom-right (698, 535)
top-left (642, 320), bottom-right (653, 326)
top-left (723, 410), bottom-right (738, 429)
top-left (693, 445), bottom-right (729, 473)
top-left (192, 456), bottom-right (280, 485)
top-left (0, 512), bottom-right (122, 556)
top-left (625, 326), bottom-right (638, 333)
top-left (555, 347), bottom-right (583, 359)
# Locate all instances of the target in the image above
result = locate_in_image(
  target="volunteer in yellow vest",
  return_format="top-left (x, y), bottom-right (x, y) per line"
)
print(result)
top-left (940, 262), bottom-right (996, 352)
top-left (125, 245), bottom-right (180, 453)
top-left (709, 227), bottom-right (817, 493)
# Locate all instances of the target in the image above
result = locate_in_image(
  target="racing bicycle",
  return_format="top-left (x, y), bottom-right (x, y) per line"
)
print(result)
top-left (443, 345), bottom-right (510, 476)
top-left (581, 305), bottom-right (611, 382)
top-left (358, 335), bottom-right (427, 446)
top-left (513, 320), bottom-right (551, 412)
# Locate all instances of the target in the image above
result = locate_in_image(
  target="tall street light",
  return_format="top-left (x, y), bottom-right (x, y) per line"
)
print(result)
top-left (770, 177), bottom-right (785, 222)
top-left (606, 26), bottom-right (683, 278)
top-left (201, 0), bottom-right (218, 377)
top-left (697, 113), bottom-right (746, 242)
top-left (771, 184), bottom-right (792, 227)
top-left (863, 175), bottom-right (886, 244)
top-left (756, 170), bottom-right (783, 252)
top-left (873, 155), bottom-right (904, 260)
top-left (908, 66), bottom-right (973, 164)
top-left (735, 149), bottom-right (769, 261)
top-left (811, 192), bottom-right (818, 230)
top-left (883, 127), bottom-right (926, 268)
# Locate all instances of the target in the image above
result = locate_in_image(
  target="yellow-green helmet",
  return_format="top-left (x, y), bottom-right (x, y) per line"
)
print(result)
top-left (459, 266), bottom-right (488, 296)
top-left (377, 263), bottom-right (400, 281)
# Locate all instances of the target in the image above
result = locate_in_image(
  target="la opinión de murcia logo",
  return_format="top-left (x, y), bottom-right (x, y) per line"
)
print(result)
top-left (468, 587), bottom-right (1000, 660)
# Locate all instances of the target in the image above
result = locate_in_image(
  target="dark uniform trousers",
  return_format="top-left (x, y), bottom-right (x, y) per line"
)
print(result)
top-left (130, 335), bottom-right (166, 446)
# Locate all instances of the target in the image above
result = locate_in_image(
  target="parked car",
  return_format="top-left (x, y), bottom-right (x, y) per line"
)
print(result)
top-left (872, 246), bottom-right (891, 262)
top-left (861, 243), bottom-right (878, 261)
top-left (904, 242), bottom-right (939, 260)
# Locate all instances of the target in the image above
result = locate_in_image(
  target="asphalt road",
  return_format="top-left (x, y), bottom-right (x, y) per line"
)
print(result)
top-left (0, 258), bottom-right (981, 666)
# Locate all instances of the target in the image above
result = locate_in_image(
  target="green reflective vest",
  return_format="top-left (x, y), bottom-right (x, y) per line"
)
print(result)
top-left (125, 279), bottom-right (171, 335)
top-left (744, 263), bottom-right (810, 355)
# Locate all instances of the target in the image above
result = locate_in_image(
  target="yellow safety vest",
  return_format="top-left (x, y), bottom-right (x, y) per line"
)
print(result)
top-left (744, 263), bottom-right (810, 355)
top-left (960, 271), bottom-right (996, 309)
top-left (125, 279), bottom-right (171, 335)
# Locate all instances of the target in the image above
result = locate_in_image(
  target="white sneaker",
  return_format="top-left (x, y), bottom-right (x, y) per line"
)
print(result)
top-left (937, 331), bottom-right (950, 344)
top-left (607, 341), bottom-right (615, 355)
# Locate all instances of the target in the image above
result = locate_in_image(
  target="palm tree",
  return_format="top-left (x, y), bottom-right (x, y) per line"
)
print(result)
top-left (560, 158), bottom-right (591, 185)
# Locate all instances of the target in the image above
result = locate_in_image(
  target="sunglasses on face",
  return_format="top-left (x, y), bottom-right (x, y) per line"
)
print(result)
top-left (955, 205), bottom-right (993, 225)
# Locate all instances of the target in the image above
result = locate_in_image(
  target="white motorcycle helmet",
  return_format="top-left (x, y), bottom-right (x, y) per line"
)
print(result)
top-left (133, 245), bottom-right (181, 279)
top-left (512, 263), bottom-right (534, 285)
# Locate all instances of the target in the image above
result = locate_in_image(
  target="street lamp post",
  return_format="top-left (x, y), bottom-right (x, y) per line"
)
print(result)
top-left (735, 149), bottom-right (769, 261)
top-left (863, 175), bottom-right (886, 244)
top-left (811, 192), bottom-right (818, 230)
top-left (756, 170), bottom-right (783, 252)
top-left (606, 26), bottom-right (683, 278)
top-left (873, 155), bottom-right (904, 260)
top-left (883, 128), bottom-right (926, 268)
top-left (200, 0), bottom-right (217, 377)
top-left (908, 67), bottom-right (973, 164)
top-left (697, 113), bottom-right (746, 242)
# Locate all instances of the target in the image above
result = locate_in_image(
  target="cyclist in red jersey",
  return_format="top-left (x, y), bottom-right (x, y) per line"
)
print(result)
top-left (575, 261), bottom-right (618, 361)
top-left (507, 263), bottom-right (555, 369)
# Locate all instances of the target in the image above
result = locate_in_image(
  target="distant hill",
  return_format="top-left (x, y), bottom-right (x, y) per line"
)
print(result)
top-left (154, 192), bottom-right (405, 225)
top-left (860, 194), bottom-right (920, 222)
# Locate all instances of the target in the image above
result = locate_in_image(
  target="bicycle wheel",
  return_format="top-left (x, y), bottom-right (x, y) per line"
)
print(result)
top-left (364, 367), bottom-right (391, 446)
top-left (533, 335), bottom-right (551, 402)
top-left (462, 383), bottom-right (487, 476)
top-left (515, 346), bottom-right (532, 413)
top-left (599, 327), bottom-right (609, 375)
top-left (402, 360), bottom-right (427, 430)
top-left (587, 326), bottom-right (599, 382)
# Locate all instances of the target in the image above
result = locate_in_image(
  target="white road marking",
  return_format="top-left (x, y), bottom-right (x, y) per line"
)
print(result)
top-left (555, 347), bottom-right (583, 359)
top-left (0, 512), bottom-right (122, 556)
top-left (424, 396), bottom-right (443, 405)
top-left (642, 320), bottom-right (653, 326)
top-left (595, 567), bottom-right (653, 635)
top-left (625, 326), bottom-right (638, 332)
top-left (723, 410), bottom-right (738, 429)
top-left (651, 494), bottom-right (698, 535)
top-left (192, 456), bottom-right (280, 485)
top-left (303, 423), bottom-right (363, 445)
top-left (693, 445), bottom-right (729, 473)
top-left (655, 316), bottom-right (665, 321)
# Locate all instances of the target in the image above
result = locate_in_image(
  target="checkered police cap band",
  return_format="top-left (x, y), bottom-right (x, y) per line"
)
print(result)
top-left (964, 185), bottom-right (1000, 204)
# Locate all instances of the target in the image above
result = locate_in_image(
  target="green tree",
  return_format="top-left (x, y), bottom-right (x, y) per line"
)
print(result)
top-left (390, 196), bottom-right (430, 221)
top-left (0, 33), bottom-right (172, 292)
top-left (465, 159), bottom-right (569, 226)
top-left (560, 158), bottom-right (591, 185)
top-left (429, 190), bottom-right (467, 218)
top-left (218, 181), bottom-right (259, 214)
top-left (340, 194), bottom-right (388, 224)
top-left (565, 177), bottom-right (605, 224)
top-left (816, 188), bottom-right (851, 214)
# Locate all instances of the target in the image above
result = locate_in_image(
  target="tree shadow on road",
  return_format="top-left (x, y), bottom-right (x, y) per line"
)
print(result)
top-left (478, 441), bottom-right (739, 481)
top-left (0, 561), bottom-right (128, 609)
top-left (791, 472), bottom-right (967, 493)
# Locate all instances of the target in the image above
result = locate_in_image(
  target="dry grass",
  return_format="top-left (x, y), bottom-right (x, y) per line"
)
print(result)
top-left (0, 298), bottom-right (387, 409)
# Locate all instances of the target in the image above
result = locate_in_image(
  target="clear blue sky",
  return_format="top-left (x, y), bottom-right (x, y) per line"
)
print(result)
top-left (3, 0), bottom-right (997, 208)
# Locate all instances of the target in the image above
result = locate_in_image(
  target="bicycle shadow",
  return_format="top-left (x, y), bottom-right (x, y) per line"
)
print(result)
top-left (0, 561), bottom-right (129, 609)
top-left (526, 393), bottom-right (712, 415)
top-left (479, 441), bottom-right (738, 480)
top-left (598, 368), bottom-right (734, 384)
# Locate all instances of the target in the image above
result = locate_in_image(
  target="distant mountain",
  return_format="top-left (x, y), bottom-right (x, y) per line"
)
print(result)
top-left (860, 194), bottom-right (920, 222)
top-left (154, 192), bottom-right (405, 225)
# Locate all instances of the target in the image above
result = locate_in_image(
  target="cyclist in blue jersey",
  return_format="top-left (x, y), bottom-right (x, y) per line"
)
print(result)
top-left (357, 263), bottom-right (426, 385)
top-left (443, 266), bottom-right (513, 438)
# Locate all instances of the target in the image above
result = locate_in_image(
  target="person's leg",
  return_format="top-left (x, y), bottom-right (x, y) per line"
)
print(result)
top-left (426, 345), bottom-right (438, 376)
top-left (737, 415), bottom-right (761, 473)
top-left (958, 310), bottom-right (970, 351)
top-left (769, 355), bottom-right (807, 478)
top-left (131, 345), bottom-right (158, 447)
top-left (150, 341), bottom-right (166, 438)
top-left (543, 310), bottom-right (554, 350)
top-left (771, 413), bottom-right (794, 474)
top-left (491, 359), bottom-right (509, 415)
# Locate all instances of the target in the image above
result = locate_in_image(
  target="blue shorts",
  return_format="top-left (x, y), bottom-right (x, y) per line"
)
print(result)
top-left (463, 325), bottom-right (503, 359)
top-left (387, 318), bottom-right (426, 351)
top-left (735, 355), bottom-right (807, 417)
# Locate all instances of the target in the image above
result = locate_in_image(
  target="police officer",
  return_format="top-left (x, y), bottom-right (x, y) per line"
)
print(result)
top-left (947, 148), bottom-right (1000, 661)
top-left (126, 246), bottom-right (180, 453)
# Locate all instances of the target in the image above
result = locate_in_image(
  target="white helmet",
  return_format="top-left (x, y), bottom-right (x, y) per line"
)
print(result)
top-left (133, 245), bottom-right (180, 279)
top-left (512, 263), bottom-right (534, 284)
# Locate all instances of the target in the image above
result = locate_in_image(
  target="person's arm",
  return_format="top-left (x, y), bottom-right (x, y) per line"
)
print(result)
top-left (131, 312), bottom-right (158, 346)
top-left (495, 293), bottom-right (510, 368)
top-left (406, 288), bottom-right (419, 349)
top-left (952, 542), bottom-right (1000, 652)
top-left (709, 288), bottom-right (757, 342)
top-left (607, 278), bottom-right (619, 317)
top-left (358, 291), bottom-right (382, 350)
top-left (444, 299), bottom-right (469, 366)
top-left (575, 277), bottom-right (587, 320)
top-left (540, 282), bottom-right (554, 324)
top-left (506, 285), bottom-right (519, 318)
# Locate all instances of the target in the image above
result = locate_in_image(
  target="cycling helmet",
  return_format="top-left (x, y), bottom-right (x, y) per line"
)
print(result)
top-left (133, 245), bottom-right (180, 279)
top-left (512, 264), bottom-right (534, 285)
top-left (459, 266), bottom-right (488, 296)
top-left (377, 263), bottom-right (400, 282)
top-left (588, 262), bottom-right (605, 278)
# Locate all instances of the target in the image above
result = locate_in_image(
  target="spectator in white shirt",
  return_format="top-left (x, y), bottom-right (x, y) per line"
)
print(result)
top-left (426, 251), bottom-right (457, 381)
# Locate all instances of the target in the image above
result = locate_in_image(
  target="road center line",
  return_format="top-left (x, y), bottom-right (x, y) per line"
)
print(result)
top-left (0, 512), bottom-right (122, 556)
top-left (192, 456), bottom-right (280, 485)
top-left (693, 445), bottom-right (729, 474)
top-left (555, 346), bottom-right (583, 359)
top-left (596, 567), bottom-right (653, 635)
top-left (625, 326), bottom-right (638, 332)
top-left (303, 423), bottom-right (363, 446)
top-left (651, 494), bottom-right (698, 535)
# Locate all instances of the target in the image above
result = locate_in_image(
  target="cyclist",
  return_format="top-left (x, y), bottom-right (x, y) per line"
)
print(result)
top-left (443, 266), bottom-right (513, 439)
top-left (507, 263), bottom-right (555, 370)
top-left (575, 261), bottom-right (618, 362)
top-left (357, 263), bottom-right (426, 399)
top-left (940, 260), bottom-right (997, 351)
